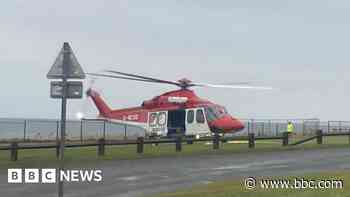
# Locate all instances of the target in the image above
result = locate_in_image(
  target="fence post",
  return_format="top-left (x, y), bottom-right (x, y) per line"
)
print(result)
top-left (124, 125), bottom-right (127, 140)
top-left (176, 137), bottom-right (182, 152)
top-left (213, 133), bottom-right (220, 150)
top-left (56, 141), bottom-right (60, 159)
top-left (262, 123), bottom-right (265, 136)
top-left (98, 138), bottom-right (105, 156)
top-left (247, 121), bottom-right (250, 134)
top-left (282, 132), bottom-right (289, 146)
top-left (80, 119), bottom-right (83, 143)
top-left (348, 129), bottom-right (350, 144)
top-left (137, 137), bottom-right (144, 154)
top-left (10, 142), bottom-right (18, 161)
top-left (23, 120), bottom-right (27, 142)
top-left (187, 137), bottom-right (193, 145)
top-left (316, 129), bottom-right (323, 145)
top-left (248, 133), bottom-right (255, 148)
top-left (103, 121), bottom-right (106, 140)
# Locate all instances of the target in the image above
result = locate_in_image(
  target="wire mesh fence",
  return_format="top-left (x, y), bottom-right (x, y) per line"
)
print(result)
top-left (0, 118), bottom-right (145, 142)
top-left (0, 119), bottom-right (27, 140)
top-left (326, 121), bottom-right (350, 134)
top-left (231, 119), bottom-right (321, 137)
top-left (0, 118), bottom-right (347, 142)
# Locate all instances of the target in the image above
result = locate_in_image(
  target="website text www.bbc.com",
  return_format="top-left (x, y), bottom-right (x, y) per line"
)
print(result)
top-left (244, 177), bottom-right (344, 190)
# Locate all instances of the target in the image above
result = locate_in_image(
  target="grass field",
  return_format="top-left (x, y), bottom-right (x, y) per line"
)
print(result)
top-left (153, 171), bottom-right (350, 197)
top-left (0, 135), bottom-right (349, 169)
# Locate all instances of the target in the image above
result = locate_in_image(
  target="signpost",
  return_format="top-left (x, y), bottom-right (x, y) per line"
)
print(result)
top-left (47, 42), bottom-right (85, 197)
top-left (50, 81), bottom-right (83, 99)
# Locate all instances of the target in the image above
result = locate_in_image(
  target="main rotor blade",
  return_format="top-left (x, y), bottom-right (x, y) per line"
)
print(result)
top-left (87, 73), bottom-right (165, 84)
top-left (104, 70), bottom-right (180, 86)
top-left (193, 83), bottom-right (273, 90)
top-left (218, 82), bottom-right (251, 85)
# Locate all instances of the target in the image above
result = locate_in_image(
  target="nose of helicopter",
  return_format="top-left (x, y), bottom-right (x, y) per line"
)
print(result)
top-left (211, 116), bottom-right (245, 132)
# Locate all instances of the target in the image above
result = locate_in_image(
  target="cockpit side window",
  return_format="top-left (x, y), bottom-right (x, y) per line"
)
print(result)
top-left (204, 106), bottom-right (228, 121)
top-left (216, 106), bottom-right (227, 117)
top-left (205, 107), bottom-right (216, 122)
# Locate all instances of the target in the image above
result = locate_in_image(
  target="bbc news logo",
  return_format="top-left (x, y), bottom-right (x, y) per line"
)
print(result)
top-left (8, 169), bottom-right (103, 183)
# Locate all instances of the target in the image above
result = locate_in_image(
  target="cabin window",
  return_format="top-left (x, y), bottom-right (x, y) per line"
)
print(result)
top-left (149, 113), bottom-right (158, 126)
top-left (196, 109), bottom-right (205, 123)
top-left (187, 110), bottom-right (194, 123)
top-left (158, 112), bottom-right (167, 126)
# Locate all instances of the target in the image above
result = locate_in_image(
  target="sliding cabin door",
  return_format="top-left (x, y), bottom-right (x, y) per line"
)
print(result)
top-left (185, 108), bottom-right (211, 137)
top-left (167, 109), bottom-right (186, 137)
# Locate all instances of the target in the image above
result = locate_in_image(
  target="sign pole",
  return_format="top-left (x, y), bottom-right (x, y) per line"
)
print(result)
top-left (47, 42), bottom-right (85, 197)
top-left (58, 79), bottom-right (66, 197)
top-left (58, 43), bottom-right (69, 197)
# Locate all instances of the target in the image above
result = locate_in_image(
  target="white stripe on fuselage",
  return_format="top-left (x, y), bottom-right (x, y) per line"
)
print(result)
top-left (106, 118), bottom-right (147, 128)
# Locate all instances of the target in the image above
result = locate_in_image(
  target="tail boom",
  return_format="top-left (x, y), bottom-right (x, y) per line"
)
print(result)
top-left (86, 89), bottom-right (112, 117)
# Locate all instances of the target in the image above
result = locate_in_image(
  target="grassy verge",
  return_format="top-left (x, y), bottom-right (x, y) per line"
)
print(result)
top-left (0, 136), bottom-right (348, 169)
top-left (153, 171), bottom-right (349, 197)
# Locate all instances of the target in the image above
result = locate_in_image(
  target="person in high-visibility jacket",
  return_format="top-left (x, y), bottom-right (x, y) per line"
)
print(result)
top-left (287, 121), bottom-right (294, 134)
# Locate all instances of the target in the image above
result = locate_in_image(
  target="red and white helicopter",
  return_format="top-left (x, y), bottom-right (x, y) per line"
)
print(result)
top-left (86, 70), bottom-right (272, 138)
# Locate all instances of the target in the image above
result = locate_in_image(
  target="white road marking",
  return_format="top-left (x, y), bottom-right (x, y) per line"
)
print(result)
top-left (199, 180), bottom-right (213, 185)
top-left (212, 159), bottom-right (292, 171)
top-left (227, 140), bottom-right (280, 144)
top-left (119, 176), bottom-right (141, 181)
top-left (118, 174), bottom-right (170, 182)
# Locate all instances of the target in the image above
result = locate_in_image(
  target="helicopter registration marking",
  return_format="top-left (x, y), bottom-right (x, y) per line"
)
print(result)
top-left (123, 114), bottom-right (139, 121)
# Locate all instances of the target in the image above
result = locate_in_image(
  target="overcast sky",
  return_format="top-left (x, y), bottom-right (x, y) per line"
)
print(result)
top-left (1, 0), bottom-right (350, 120)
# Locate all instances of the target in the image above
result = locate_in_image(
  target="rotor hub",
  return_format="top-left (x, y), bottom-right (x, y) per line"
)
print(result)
top-left (177, 78), bottom-right (192, 88)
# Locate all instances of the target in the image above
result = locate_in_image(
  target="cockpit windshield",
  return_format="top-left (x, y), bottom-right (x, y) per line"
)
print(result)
top-left (205, 106), bottom-right (228, 121)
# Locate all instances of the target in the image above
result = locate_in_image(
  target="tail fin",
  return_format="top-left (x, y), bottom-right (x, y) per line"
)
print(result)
top-left (86, 88), bottom-right (112, 117)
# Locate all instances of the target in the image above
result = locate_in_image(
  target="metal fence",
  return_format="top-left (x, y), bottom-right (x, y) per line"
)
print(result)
top-left (326, 121), bottom-right (350, 134)
top-left (0, 118), bottom-right (145, 142)
top-left (234, 119), bottom-right (321, 137)
top-left (1, 118), bottom-right (348, 141)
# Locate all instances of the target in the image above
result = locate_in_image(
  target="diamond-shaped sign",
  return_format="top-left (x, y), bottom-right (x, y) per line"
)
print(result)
top-left (47, 42), bottom-right (85, 79)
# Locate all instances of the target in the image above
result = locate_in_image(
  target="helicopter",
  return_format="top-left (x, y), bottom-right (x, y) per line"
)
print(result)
top-left (86, 70), bottom-right (272, 138)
